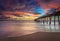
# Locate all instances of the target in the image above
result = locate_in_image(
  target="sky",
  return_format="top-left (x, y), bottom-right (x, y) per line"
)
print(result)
top-left (0, 0), bottom-right (60, 16)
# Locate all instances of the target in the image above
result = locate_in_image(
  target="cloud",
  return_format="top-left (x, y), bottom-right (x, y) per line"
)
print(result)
top-left (0, 0), bottom-right (60, 14)
top-left (41, 0), bottom-right (54, 3)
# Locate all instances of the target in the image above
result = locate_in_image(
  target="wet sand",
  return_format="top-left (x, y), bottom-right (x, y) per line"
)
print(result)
top-left (0, 32), bottom-right (60, 41)
top-left (0, 20), bottom-right (60, 41)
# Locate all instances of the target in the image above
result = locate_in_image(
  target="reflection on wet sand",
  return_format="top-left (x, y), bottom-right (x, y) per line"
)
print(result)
top-left (0, 21), bottom-right (60, 37)
top-left (0, 21), bottom-right (38, 37)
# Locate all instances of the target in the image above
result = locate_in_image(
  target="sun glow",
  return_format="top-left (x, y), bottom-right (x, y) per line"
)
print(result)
top-left (3, 11), bottom-right (40, 20)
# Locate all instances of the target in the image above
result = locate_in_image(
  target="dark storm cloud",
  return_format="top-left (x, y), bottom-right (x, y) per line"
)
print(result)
top-left (0, 0), bottom-right (38, 10)
top-left (0, 0), bottom-right (60, 12)
top-left (0, 0), bottom-right (4, 10)
top-left (18, 0), bottom-right (37, 5)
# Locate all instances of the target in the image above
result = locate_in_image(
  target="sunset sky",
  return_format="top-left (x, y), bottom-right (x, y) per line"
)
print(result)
top-left (0, 0), bottom-right (60, 16)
